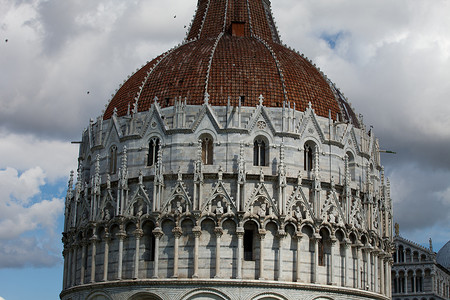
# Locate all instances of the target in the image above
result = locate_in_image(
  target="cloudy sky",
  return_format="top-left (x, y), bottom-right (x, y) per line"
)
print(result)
top-left (1, 0), bottom-right (449, 299)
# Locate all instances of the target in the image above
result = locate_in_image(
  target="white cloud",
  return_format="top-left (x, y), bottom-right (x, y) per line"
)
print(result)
top-left (0, 131), bottom-right (77, 181)
top-left (0, 167), bottom-right (64, 267)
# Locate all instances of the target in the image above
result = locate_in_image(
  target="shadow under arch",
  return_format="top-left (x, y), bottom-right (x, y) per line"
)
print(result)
top-left (128, 292), bottom-right (163, 300)
top-left (251, 292), bottom-right (289, 300)
top-left (86, 291), bottom-right (113, 300)
top-left (180, 288), bottom-right (230, 300)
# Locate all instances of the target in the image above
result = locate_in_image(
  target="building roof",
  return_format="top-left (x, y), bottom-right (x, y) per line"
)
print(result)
top-left (437, 240), bottom-right (450, 270)
top-left (103, 0), bottom-right (359, 127)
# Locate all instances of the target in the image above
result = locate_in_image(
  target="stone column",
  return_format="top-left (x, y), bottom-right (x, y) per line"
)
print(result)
top-left (413, 271), bottom-right (416, 293)
top-left (355, 245), bottom-right (361, 289)
top-left (313, 234), bottom-right (321, 284)
top-left (388, 260), bottom-right (393, 297)
top-left (80, 241), bottom-right (87, 284)
top-left (431, 272), bottom-right (435, 293)
top-left (296, 233), bottom-right (303, 282)
top-left (103, 233), bottom-right (110, 281)
top-left (90, 235), bottom-right (98, 283)
top-left (258, 229), bottom-right (266, 280)
top-left (63, 249), bottom-right (68, 289)
top-left (366, 249), bottom-right (371, 290)
top-left (117, 230), bottom-right (127, 280)
top-left (172, 226), bottom-right (182, 278)
top-left (276, 230), bottom-right (286, 281)
top-left (192, 226), bottom-right (201, 278)
top-left (343, 240), bottom-right (351, 287)
top-left (374, 252), bottom-right (379, 293)
top-left (329, 238), bottom-right (337, 285)
top-left (214, 227), bottom-right (223, 278)
top-left (133, 229), bottom-right (143, 279)
top-left (71, 244), bottom-right (78, 286)
top-left (152, 228), bottom-right (163, 278)
top-left (67, 248), bottom-right (73, 288)
top-left (380, 256), bottom-right (385, 295)
top-left (236, 227), bottom-right (244, 279)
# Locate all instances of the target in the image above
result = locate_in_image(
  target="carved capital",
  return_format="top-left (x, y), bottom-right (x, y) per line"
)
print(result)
top-left (172, 226), bottom-right (183, 238)
top-left (236, 227), bottom-right (244, 237)
top-left (214, 227), bottom-right (223, 237)
top-left (134, 229), bottom-right (144, 239)
top-left (192, 226), bottom-right (202, 238)
top-left (152, 227), bottom-right (163, 239)
top-left (277, 230), bottom-right (287, 239)
top-left (258, 229), bottom-right (266, 239)
top-left (116, 230), bottom-right (127, 240)
top-left (89, 235), bottom-right (99, 244)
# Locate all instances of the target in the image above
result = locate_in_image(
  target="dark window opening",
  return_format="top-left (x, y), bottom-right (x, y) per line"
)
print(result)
top-left (148, 138), bottom-right (160, 166)
top-left (318, 239), bottom-right (325, 266)
top-left (110, 146), bottom-right (117, 174)
top-left (150, 235), bottom-right (155, 261)
top-left (253, 139), bottom-right (266, 166)
top-left (304, 144), bottom-right (313, 171)
top-left (244, 229), bottom-right (254, 261)
top-left (201, 136), bottom-right (213, 165)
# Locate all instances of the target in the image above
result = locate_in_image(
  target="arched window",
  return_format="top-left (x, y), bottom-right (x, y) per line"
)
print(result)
top-left (244, 221), bottom-right (258, 261)
top-left (147, 138), bottom-right (160, 166)
top-left (142, 221), bottom-right (156, 262)
top-left (200, 135), bottom-right (213, 165)
top-left (253, 137), bottom-right (267, 166)
top-left (304, 142), bottom-right (315, 171)
top-left (346, 151), bottom-right (356, 181)
top-left (318, 238), bottom-right (325, 266)
top-left (110, 145), bottom-right (117, 174)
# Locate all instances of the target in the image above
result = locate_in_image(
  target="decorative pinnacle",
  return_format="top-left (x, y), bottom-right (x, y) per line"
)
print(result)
top-left (197, 139), bottom-right (202, 162)
top-left (344, 154), bottom-right (350, 183)
top-left (66, 170), bottom-right (74, 200)
top-left (313, 145), bottom-right (320, 177)
top-left (259, 94), bottom-right (264, 106)
top-left (218, 165), bottom-right (223, 181)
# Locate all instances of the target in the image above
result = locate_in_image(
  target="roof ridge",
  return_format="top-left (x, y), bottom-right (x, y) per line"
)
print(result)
top-left (396, 235), bottom-right (433, 253)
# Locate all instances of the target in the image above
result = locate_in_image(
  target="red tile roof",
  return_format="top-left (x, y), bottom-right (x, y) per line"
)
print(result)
top-left (103, 0), bottom-right (357, 125)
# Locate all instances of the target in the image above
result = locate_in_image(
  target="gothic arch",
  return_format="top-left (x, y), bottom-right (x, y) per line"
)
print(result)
top-left (251, 292), bottom-right (289, 300)
top-left (218, 216), bottom-right (238, 228)
top-left (180, 288), bottom-right (230, 300)
top-left (87, 291), bottom-right (113, 300)
top-left (128, 292), bottom-right (163, 300)
top-left (198, 132), bottom-right (214, 165)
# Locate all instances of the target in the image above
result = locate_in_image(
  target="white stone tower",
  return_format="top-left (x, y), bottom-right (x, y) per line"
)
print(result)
top-left (61, 1), bottom-right (394, 299)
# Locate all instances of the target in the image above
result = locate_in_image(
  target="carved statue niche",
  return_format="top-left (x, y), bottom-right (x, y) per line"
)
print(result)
top-left (214, 197), bottom-right (225, 215)
top-left (329, 205), bottom-right (339, 224)
top-left (133, 198), bottom-right (146, 218)
top-left (102, 203), bottom-right (114, 221)
top-left (169, 196), bottom-right (187, 215)
top-left (292, 202), bottom-right (303, 221)
top-left (252, 196), bottom-right (270, 217)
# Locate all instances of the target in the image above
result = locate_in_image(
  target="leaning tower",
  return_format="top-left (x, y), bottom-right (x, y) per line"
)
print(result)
top-left (61, 1), bottom-right (394, 299)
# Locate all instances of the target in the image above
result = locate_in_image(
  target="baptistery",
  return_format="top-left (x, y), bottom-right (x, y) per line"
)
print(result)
top-left (61, 0), bottom-right (394, 299)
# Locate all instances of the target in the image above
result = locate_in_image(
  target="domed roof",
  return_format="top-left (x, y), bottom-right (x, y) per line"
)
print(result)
top-left (437, 240), bottom-right (450, 270)
top-left (104, 0), bottom-right (359, 127)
